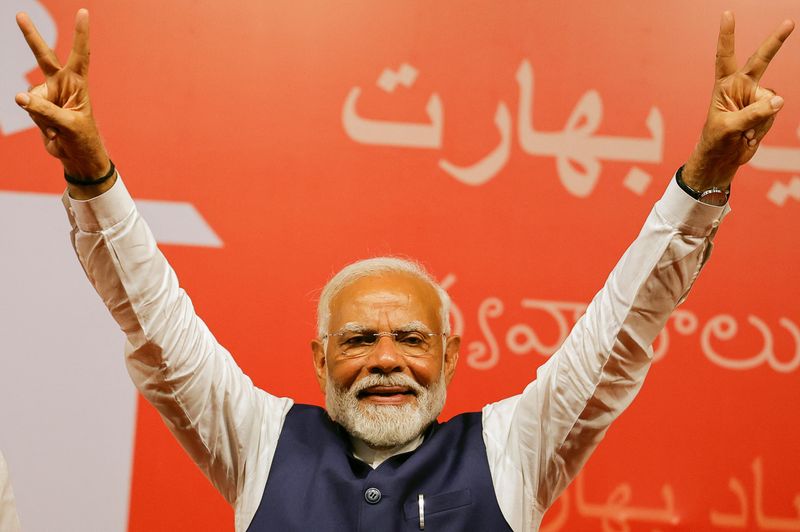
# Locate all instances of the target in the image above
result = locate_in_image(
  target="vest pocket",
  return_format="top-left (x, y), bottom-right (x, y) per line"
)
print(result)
top-left (403, 488), bottom-right (472, 520)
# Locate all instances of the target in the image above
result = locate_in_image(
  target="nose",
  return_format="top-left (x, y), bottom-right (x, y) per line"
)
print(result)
top-left (366, 334), bottom-right (405, 374)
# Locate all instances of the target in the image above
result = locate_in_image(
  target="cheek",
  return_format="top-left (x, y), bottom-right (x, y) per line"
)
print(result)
top-left (407, 357), bottom-right (443, 385)
top-left (327, 358), bottom-right (365, 388)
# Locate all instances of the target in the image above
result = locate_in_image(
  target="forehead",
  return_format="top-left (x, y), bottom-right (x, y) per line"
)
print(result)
top-left (328, 272), bottom-right (441, 331)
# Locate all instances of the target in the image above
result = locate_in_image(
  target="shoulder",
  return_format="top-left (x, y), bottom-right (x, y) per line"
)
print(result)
top-left (433, 411), bottom-right (485, 442)
top-left (281, 403), bottom-right (340, 440)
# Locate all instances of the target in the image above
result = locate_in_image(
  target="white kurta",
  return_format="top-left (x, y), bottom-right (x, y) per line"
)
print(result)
top-left (64, 173), bottom-right (728, 531)
top-left (0, 450), bottom-right (22, 532)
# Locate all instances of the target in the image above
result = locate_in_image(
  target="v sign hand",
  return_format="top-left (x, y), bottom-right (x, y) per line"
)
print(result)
top-left (683, 12), bottom-right (795, 193)
top-left (15, 9), bottom-right (115, 198)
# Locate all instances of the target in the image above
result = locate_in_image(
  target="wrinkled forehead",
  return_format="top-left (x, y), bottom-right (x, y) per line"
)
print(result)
top-left (327, 272), bottom-right (442, 332)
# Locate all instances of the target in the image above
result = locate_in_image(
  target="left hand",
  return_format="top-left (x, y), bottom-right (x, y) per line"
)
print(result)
top-left (683, 12), bottom-right (794, 191)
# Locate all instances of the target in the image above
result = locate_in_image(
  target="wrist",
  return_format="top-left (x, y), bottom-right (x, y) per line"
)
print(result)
top-left (63, 157), bottom-right (118, 201)
top-left (683, 145), bottom-right (737, 191)
top-left (62, 155), bottom-right (111, 181)
top-left (67, 172), bottom-right (117, 200)
top-left (676, 166), bottom-right (729, 206)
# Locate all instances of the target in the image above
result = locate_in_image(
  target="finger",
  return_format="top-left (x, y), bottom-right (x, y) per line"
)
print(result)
top-left (28, 113), bottom-right (58, 140)
top-left (29, 82), bottom-right (48, 100)
top-left (747, 115), bottom-right (775, 148)
top-left (65, 9), bottom-right (90, 76)
top-left (742, 18), bottom-right (795, 81)
top-left (23, 104), bottom-right (59, 141)
top-left (716, 11), bottom-right (737, 79)
top-left (725, 93), bottom-right (784, 131)
top-left (16, 12), bottom-right (62, 76)
top-left (15, 92), bottom-right (72, 130)
top-left (755, 85), bottom-right (777, 101)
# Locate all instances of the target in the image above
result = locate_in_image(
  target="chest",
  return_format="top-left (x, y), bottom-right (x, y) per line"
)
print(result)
top-left (246, 405), bottom-right (512, 532)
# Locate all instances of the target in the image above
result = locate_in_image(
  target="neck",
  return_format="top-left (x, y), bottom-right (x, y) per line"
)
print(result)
top-left (350, 433), bottom-right (425, 469)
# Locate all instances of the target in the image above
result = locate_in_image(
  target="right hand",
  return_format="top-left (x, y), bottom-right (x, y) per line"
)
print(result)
top-left (15, 9), bottom-right (113, 187)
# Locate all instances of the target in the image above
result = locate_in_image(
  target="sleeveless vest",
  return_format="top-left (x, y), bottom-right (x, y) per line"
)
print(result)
top-left (247, 404), bottom-right (513, 531)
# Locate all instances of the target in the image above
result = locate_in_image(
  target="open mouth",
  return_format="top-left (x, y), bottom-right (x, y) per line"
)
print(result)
top-left (357, 386), bottom-right (416, 400)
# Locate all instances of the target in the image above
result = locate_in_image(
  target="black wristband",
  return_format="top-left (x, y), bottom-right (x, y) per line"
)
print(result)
top-left (64, 160), bottom-right (116, 186)
top-left (675, 165), bottom-right (702, 199)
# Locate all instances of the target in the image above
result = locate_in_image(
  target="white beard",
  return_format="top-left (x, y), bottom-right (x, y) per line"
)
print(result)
top-left (325, 371), bottom-right (447, 449)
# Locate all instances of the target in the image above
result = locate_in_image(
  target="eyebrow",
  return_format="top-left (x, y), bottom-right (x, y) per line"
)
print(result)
top-left (394, 321), bottom-right (434, 334)
top-left (336, 321), bottom-right (434, 334)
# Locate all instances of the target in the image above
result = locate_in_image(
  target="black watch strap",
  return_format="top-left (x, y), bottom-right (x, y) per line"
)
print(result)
top-left (675, 165), bottom-right (730, 202)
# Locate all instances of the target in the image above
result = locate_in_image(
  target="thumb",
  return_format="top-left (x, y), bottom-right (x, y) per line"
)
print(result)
top-left (15, 92), bottom-right (72, 129)
top-left (728, 94), bottom-right (784, 131)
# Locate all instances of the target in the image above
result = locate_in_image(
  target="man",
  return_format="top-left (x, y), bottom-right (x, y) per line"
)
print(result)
top-left (14, 8), bottom-right (794, 531)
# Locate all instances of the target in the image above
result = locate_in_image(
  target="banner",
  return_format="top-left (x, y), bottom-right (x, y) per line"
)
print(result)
top-left (1, 1), bottom-right (798, 530)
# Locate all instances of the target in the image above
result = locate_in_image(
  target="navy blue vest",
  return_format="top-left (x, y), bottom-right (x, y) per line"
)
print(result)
top-left (247, 404), bottom-right (513, 531)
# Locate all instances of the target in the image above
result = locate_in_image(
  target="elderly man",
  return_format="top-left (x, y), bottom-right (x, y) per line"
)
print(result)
top-left (14, 8), bottom-right (793, 532)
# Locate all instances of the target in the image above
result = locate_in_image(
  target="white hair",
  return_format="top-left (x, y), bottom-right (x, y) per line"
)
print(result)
top-left (325, 371), bottom-right (447, 448)
top-left (317, 257), bottom-right (451, 338)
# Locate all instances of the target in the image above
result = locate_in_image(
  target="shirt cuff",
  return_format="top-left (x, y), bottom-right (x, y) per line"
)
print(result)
top-left (655, 172), bottom-right (731, 236)
top-left (62, 174), bottom-right (136, 233)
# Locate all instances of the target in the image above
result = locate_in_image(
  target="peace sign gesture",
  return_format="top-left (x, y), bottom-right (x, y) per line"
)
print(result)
top-left (683, 12), bottom-right (795, 192)
top-left (15, 9), bottom-right (112, 191)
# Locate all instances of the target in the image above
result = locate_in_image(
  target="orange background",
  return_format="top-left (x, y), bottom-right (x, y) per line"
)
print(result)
top-left (2, 1), bottom-right (799, 530)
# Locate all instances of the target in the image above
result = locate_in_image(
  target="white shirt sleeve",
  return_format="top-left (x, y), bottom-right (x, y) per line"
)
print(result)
top-left (483, 175), bottom-right (730, 531)
top-left (64, 177), bottom-right (292, 532)
top-left (0, 450), bottom-right (22, 532)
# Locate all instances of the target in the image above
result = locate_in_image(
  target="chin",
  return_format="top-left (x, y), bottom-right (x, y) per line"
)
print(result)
top-left (325, 372), bottom-right (448, 448)
top-left (333, 395), bottom-right (444, 450)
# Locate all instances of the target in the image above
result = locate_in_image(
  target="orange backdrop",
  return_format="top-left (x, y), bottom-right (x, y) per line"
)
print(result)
top-left (1, 1), bottom-right (799, 530)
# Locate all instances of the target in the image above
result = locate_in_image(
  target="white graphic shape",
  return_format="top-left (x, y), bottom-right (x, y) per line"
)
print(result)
top-left (750, 133), bottom-right (800, 173)
top-left (766, 177), bottom-right (800, 206)
top-left (439, 102), bottom-right (512, 186)
top-left (343, 64), bottom-right (443, 149)
top-left (343, 87), bottom-right (443, 148)
top-left (623, 166), bottom-right (652, 196)
top-left (516, 60), bottom-right (663, 198)
top-left (0, 190), bottom-right (221, 532)
top-left (377, 63), bottom-right (418, 93)
top-left (0, 1), bottom-right (57, 135)
top-left (701, 314), bottom-right (800, 373)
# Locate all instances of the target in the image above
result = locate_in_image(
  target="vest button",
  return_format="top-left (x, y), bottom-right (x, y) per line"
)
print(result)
top-left (364, 487), bottom-right (382, 504)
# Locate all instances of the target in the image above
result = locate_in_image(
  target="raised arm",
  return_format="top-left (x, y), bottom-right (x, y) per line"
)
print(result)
top-left (15, 11), bottom-right (290, 530)
top-left (481, 13), bottom-right (794, 531)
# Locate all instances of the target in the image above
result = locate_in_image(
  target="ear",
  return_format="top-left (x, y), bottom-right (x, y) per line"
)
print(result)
top-left (311, 339), bottom-right (328, 394)
top-left (443, 334), bottom-right (460, 386)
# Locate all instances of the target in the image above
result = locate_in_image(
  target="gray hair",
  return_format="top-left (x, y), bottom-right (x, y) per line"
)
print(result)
top-left (317, 257), bottom-right (452, 338)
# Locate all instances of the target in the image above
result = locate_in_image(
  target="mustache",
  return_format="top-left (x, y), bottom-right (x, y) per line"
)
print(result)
top-left (348, 373), bottom-right (427, 396)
